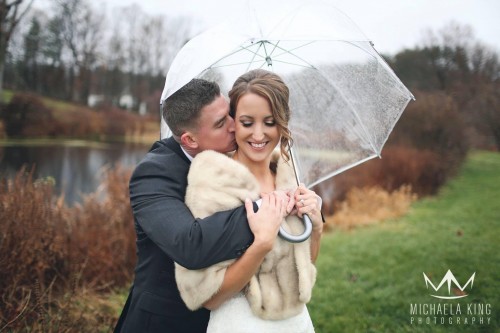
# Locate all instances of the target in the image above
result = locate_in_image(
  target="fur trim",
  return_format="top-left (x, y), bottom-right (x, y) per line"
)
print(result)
top-left (176, 150), bottom-right (316, 320)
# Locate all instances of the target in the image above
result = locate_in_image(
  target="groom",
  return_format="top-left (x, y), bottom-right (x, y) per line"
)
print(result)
top-left (115, 79), bottom-right (286, 333)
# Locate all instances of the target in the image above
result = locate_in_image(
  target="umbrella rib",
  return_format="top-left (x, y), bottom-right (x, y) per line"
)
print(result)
top-left (258, 60), bottom-right (269, 70)
top-left (270, 42), bottom-right (317, 69)
top-left (210, 40), bottom-right (318, 71)
top-left (207, 43), bottom-right (265, 69)
top-left (262, 41), bottom-right (270, 58)
top-left (268, 40), bottom-right (280, 57)
top-left (261, 41), bottom-right (276, 69)
top-left (211, 60), bottom-right (266, 69)
top-left (240, 43), bottom-right (266, 59)
top-left (271, 59), bottom-right (316, 68)
top-left (274, 41), bottom-right (316, 56)
top-left (211, 41), bottom-right (293, 70)
top-left (245, 42), bottom-right (265, 72)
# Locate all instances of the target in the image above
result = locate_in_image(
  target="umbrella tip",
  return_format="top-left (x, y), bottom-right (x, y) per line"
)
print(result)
top-left (266, 56), bottom-right (273, 67)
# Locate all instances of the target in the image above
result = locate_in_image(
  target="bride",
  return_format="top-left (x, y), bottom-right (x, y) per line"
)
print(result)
top-left (175, 69), bottom-right (324, 333)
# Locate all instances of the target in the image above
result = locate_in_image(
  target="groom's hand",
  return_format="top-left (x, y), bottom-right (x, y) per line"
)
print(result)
top-left (245, 193), bottom-right (284, 252)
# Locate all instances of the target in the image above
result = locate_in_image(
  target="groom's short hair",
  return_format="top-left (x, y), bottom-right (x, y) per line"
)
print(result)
top-left (162, 79), bottom-right (221, 137)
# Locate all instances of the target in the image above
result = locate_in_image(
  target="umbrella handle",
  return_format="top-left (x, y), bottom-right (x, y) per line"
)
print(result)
top-left (278, 214), bottom-right (313, 243)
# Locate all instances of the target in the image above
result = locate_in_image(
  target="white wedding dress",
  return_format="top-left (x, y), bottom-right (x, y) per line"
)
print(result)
top-left (207, 293), bottom-right (315, 333)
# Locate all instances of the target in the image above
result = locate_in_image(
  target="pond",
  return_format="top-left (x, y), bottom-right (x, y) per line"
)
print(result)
top-left (0, 140), bottom-right (151, 205)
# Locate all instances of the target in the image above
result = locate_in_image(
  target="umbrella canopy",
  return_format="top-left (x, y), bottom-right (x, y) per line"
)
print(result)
top-left (160, 0), bottom-right (414, 241)
top-left (160, 0), bottom-right (413, 187)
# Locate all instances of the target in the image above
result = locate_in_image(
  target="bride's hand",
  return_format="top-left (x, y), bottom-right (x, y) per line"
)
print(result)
top-left (293, 184), bottom-right (323, 232)
top-left (261, 190), bottom-right (295, 216)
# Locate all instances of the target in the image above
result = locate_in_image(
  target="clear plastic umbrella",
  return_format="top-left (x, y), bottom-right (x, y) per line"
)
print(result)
top-left (160, 0), bottom-right (414, 242)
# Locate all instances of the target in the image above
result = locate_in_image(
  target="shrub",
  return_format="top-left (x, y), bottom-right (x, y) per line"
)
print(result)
top-left (387, 90), bottom-right (469, 174)
top-left (0, 93), bottom-right (56, 137)
top-left (325, 185), bottom-right (417, 230)
top-left (55, 106), bottom-right (103, 138)
top-left (334, 146), bottom-right (449, 196)
top-left (68, 165), bottom-right (136, 286)
top-left (0, 168), bottom-right (68, 326)
top-left (0, 165), bottom-right (135, 330)
top-left (98, 107), bottom-right (149, 139)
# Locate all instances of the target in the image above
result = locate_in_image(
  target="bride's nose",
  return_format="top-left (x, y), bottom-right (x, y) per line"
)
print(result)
top-left (252, 124), bottom-right (265, 141)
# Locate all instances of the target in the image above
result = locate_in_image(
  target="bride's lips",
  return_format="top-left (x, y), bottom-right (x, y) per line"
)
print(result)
top-left (249, 141), bottom-right (268, 151)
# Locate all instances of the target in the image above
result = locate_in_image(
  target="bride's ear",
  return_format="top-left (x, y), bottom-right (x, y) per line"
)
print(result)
top-left (180, 132), bottom-right (199, 150)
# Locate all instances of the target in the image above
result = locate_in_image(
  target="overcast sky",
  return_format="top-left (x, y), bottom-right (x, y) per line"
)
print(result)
top-left (101, 0), bottom-right (500, 55)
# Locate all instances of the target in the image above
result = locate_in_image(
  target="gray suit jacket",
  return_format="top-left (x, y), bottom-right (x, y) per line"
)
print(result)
top-left (116, 137), bottom-right (254, 333)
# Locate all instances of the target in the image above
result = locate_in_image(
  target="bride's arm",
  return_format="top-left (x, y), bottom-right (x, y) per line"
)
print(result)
top-left (294, 185), bottom-right (323, 263)
top-left (309, 223), bottom-right (323, 263)
top-left (203, 236), bottom-right (271, 309)
top-left (203, 195), bottom-right (284, 310)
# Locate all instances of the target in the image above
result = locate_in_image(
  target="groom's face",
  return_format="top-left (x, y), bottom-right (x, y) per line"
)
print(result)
top-left (193, 94), bottom-right (237, 154)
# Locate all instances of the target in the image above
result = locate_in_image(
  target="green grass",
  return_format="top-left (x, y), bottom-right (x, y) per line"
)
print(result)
top-left (309, 151), bottom-right (500, 332)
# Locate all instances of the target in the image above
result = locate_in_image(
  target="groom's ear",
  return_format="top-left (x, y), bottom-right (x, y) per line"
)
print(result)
top-left (180, 131), bottom-right (199, 149)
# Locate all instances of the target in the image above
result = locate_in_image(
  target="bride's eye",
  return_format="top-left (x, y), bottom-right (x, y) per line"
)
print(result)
top-left (265, 121), bottom-right (276, 127)
top-left (241, 122), bottom-right (253, 127)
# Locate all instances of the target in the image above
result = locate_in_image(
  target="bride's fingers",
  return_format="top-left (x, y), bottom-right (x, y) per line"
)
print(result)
top-left (280, 199), bottom-right (288, 218)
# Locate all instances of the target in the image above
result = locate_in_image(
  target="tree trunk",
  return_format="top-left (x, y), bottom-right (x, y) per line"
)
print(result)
top-left (0, 31), bottom-right (7, 97)
top-left (0, 0), bottom-right (35, 98)
top-left (0, 48), bottom-right (4, 97)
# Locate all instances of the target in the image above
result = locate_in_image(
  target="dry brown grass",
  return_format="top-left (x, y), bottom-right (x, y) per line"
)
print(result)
top-left (0, 165), bottom-right (135, 331)
top-left (325, 185), bottom-right (417, 230)
top-left (1, 283), bottom-right (125, 332)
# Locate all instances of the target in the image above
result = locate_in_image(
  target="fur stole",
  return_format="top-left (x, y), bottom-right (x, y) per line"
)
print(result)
top-left (175, 150), bottom-right (317, 320)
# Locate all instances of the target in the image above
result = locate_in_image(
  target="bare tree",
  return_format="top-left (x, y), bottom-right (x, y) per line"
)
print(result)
top-left (144, 15), bottom-right (191, 77)
top-left (56, 0), bottom-right (104, 102)
top-left (22, 16), bottom-right (41, 92)
top-left (5, 0), bottom-right (193, 113)
top-left (103, 20), bottom-right (127, 104)
top-left (0, 0), bottom-right (33, 96)
top-left (418, 21), bottom-right (499, 90)
top-left (107, 5), bottom-right (192, 112)
top-left (43, 16), bottom-right (64, 68)
top-left (417, 21), bottom-right (500, 150)
top-left (469, 42), bottom-right (500, 82)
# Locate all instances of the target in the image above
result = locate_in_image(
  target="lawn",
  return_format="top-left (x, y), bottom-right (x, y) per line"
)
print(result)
top-left (309, 151), bottom-right (500, 332)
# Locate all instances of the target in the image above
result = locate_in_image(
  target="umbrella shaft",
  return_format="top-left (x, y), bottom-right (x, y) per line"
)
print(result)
top-left (289, 147), bottom-right (301, 187)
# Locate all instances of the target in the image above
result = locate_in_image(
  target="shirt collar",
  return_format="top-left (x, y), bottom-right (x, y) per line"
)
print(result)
top-left (180, 146), bottom-right (194, 162)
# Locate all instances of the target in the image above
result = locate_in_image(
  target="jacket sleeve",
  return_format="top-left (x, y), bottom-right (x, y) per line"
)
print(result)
top-left (129, 149), bottom-right (254, 270)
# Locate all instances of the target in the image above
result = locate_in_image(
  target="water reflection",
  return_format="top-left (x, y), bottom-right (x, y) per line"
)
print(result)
top-left (0, 142), bottom-right (150, 205)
